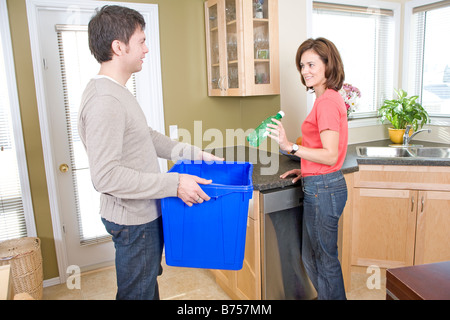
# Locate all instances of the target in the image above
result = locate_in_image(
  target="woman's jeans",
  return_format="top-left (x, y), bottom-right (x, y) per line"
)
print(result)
top-left (301, 170), bottom-right (347, 300)
top-left (102, 216), bottom-right (164, 300)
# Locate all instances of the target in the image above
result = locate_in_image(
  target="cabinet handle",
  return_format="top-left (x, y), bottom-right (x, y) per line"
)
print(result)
top-left (218, 76), bottom-right (223, 90)
top-left (411, 196), bottom-right (414, 212)
top-left (421, 196), bottom-right (424, 213)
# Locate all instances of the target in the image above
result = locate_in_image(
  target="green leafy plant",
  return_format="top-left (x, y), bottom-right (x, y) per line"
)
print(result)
top-left (378, 89), bottom-right (429, 131)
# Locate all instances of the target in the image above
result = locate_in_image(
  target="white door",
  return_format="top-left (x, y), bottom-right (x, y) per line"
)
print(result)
top-left (27, 0), bottom-right (166, 278)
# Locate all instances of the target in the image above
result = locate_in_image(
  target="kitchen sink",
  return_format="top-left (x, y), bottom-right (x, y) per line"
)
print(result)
top-left (356, 146), bottom-right (450, 159)
top-left (415, 147), bottom-right (450, 158)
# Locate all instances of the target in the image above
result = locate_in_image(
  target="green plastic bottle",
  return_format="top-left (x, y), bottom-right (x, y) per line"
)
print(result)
top-left (247, 111), bottom-right (285, 147)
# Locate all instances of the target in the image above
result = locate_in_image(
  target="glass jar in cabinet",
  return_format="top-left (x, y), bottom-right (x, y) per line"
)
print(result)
top-left (204, 0), bottom-right (279, 96)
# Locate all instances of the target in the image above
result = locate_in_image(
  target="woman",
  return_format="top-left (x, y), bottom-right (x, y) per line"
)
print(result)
top-left (267, 37), bottom-right (348, 300)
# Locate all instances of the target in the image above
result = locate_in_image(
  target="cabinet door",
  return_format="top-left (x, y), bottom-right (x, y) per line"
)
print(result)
top-left (223, 0), bottom-right (244, 96)
top-left (242, 0), bottom-right (279, 96)
top-left (235, 216), bottom-right (261, 299)
top-left (352, 188), bottom-right (417, 268)
top-left (415, 191), bottom-right (450, 265)
top-left (205, 0), bottom-right (226, 96)
top-left (205, 0), bottom-right (244, 96)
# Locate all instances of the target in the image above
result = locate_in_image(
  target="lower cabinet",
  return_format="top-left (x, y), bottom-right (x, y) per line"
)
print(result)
top-left (210, 191), bottom-right (261, 300)
top-left (210, 165), bottom-right (450, 298)
top-left (351, 165), bottom-right (450, 270)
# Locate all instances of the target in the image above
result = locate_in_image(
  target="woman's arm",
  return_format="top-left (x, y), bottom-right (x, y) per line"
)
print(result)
top-left (267, 119), bottom-right (339, 166)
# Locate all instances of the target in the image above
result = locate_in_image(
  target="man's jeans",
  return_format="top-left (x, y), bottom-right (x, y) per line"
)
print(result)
top-left (102, 216), bottom-right (164, 300)
top-left (301, 170), bottom-right (347, 300)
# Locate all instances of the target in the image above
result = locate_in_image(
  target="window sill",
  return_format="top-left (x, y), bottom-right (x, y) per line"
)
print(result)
top-left (429, 117), bottom-right (450, 127)
top-left (348, 116), bottom-right (382, 128)
top-left (347, 116), bottom-right (450, 128)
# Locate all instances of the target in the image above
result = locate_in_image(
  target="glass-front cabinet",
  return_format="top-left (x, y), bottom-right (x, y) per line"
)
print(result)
top-left (205, 0), bottom-right (279, 96)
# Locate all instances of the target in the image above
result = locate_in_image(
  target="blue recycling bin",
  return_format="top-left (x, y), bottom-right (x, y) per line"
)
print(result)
top-left (161, 161), bottom-right (253, 270)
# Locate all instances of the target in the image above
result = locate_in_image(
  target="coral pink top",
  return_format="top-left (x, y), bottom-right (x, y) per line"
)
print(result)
top-left (301, 89), bottom-right (348, 177)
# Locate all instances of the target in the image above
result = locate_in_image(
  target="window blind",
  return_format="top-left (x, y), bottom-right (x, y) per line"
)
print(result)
top-left (408, 3), bottom-right (450, 117)
top-left (313, 2), bottom-right (394, 17)
top-left (0, 24), bottom-right (28, 241)
top-left (312, 2), bottom-right (395, 117)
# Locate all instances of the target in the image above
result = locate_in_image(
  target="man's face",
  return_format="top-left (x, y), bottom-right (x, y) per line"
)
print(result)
top-left (123, 27), bottom-right (149, 74)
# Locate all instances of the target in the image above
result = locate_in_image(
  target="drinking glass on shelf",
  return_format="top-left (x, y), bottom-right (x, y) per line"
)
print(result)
top-left (212, 43), bottom-right (219, 64)
top-left (227, 35), bottom-right (237, 61)
top-left (253, 0), bottom-right (264, 19)
top-left (226, 1), bottom-right (236, 22)
top-left (254, 32), bottom-right (263, 57)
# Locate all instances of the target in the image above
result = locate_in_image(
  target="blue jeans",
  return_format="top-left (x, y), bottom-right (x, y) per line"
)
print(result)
top-left (301, 170), bottom-right (347, 300)
top-left (102, 216), bottom-right (164, 300)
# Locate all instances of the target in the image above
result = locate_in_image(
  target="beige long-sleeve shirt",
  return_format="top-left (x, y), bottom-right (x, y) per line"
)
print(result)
top-left (78, 77), bottom-right (200, 225)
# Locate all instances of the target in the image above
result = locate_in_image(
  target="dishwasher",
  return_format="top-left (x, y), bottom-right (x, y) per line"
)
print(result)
top-left (260, 185), bottom-right (317, 300)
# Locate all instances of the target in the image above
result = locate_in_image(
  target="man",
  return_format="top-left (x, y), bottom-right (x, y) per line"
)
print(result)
top-left (78, 5), bottom-right (222, 300)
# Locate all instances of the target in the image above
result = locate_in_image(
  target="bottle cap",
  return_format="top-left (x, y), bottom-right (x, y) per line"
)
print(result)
top-left (278, 111), bottom-right (285, 118)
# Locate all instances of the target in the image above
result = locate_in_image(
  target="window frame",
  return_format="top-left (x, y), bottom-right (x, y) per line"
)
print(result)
top-left (311, 0), bottom-right (401, 128)
top-left (0, 0), bottom-right (36, 238)
top-left (403, 0), bottom-right (450, 126)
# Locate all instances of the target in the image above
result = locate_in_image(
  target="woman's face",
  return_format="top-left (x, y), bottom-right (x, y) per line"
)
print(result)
top-left (300, 49), bottom-right (327, 94)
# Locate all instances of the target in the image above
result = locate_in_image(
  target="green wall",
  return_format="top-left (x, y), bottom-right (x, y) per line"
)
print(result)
top-left (6, 0), bottom-right (280, 280)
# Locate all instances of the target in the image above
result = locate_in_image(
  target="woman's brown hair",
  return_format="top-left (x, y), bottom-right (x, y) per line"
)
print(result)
top-left (295, 37), bottom-right (345, 92)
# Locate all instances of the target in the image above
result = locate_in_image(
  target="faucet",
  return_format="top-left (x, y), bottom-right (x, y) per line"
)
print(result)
top-left (403, 125), bottom-right (431, 146)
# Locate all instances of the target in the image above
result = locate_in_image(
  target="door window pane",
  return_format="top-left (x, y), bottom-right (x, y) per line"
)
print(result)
top-left (56, 26), bottom-right (135, 245)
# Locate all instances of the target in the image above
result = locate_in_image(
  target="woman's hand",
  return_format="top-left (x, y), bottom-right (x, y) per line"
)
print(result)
top-left (280, 169), bottom-right (302, 183)
top-left (266, 118), bottom-right (291, 152)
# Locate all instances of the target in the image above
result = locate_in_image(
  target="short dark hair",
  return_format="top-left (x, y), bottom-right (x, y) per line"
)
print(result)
top-left (295, 37), bottom-right (345, 92)
top-left (88, 5), bottom-right (146, 63)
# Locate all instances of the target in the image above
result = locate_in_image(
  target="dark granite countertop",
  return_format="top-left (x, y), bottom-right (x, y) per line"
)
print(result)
top-left (208, 140), bottom-right (450, 191)
top-left (208, 146), bottom-right (301, 191)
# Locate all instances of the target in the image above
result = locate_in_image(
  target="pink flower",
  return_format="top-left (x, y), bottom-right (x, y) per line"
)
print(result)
top-left (339, 83), bottom-right (361, 118)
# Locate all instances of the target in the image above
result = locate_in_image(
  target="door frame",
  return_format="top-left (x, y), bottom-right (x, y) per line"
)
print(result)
top-left (0, 0), bottom-right (36, 238)
top-left (26, 0), bottom-right (166, 283)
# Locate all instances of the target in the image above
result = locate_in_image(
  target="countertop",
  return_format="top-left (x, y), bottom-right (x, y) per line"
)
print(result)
top-left (208, 140), bottom-right (450, 191)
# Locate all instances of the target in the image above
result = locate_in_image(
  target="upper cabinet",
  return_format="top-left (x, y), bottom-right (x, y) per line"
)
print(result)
top-left (205, 0), bottom-right (280, 96)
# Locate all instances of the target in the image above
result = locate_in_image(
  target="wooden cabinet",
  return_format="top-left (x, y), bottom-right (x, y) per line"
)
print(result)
top-left (415, 191), bottom-right (450, 265)
top-left (351, 165), bottom-right (450, 270)
top-left (352, 188), bottom-right (418, 268)
top-left (210, 190), bottom-right (261, 299)
top-left (204, 0), bottom-right (280, 96)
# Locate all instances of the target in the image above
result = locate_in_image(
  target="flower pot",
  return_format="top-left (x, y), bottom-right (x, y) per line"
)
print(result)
top-left (388, 127), bottom-right (412, 144)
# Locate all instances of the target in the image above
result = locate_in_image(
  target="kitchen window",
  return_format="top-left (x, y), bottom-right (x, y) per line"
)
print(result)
top-left (312, 1), bottom-right (398, 120)
top-left (0, 0), bottom-right (35, 241)
top-left (406, 0), bottom-right (450, 118)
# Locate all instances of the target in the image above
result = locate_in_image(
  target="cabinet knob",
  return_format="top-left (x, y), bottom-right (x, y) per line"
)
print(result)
top-left (59, 163), bottom-right (69, 173)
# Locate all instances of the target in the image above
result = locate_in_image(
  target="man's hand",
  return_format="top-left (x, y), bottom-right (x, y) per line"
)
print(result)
top-left (177, 174), bottom-right (212, 207)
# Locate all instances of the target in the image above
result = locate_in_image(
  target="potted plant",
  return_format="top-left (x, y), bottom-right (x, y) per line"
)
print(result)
top-left (378, 89), bottom-right (430, 144)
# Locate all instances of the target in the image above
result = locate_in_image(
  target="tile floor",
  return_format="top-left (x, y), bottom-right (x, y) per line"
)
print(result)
top-left (43, 260), bottom-right (386, 300)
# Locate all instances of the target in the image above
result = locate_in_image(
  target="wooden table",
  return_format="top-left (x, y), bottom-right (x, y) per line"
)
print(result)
top-left (386, 261), bottom-right (450, 300)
